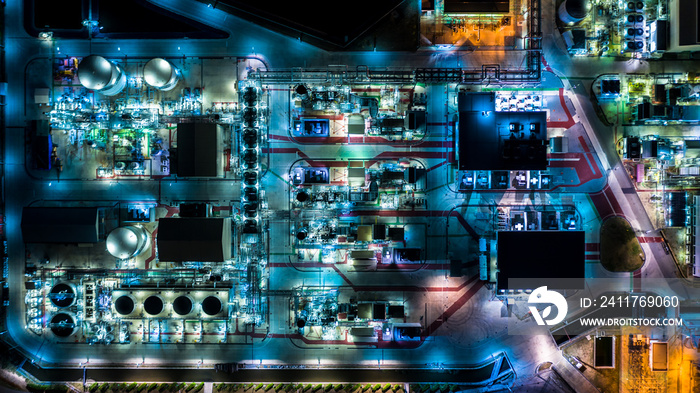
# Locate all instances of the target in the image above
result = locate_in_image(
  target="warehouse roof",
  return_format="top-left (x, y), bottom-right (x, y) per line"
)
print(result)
top-left (496, 231), bottom-right (585, 290)
top-left (21, 207), bottom-right (100, 243)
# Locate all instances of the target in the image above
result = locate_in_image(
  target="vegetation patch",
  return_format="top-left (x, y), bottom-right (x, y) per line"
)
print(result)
top-left (601, 217), bottom-right (643, 272)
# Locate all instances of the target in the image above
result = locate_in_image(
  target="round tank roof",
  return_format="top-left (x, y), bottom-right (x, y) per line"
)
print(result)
top-left (564, 0), bottom-right (589, 19)
top-left (144, 295), bottom-right (164, 315)
top-left (172, 295), bottom-right (193, 316)
top-left (107, 227), bottom-right (143, 259)
top-left (51, 313), bottom-right (75, 337)
top-left (114, 295), bottom-right (135, 315)
top-left (202, 296), bottom-right (222, 316)
top-left (78, 55), bottom-right (116, 91)
top-left (50, 283), bottom-right (75, 308)
top-left (144, 58), bottom-right (176, 88)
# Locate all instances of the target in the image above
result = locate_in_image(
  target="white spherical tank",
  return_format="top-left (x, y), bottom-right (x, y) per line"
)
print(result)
top-left (106, 226), bottom-right (149, 259)
top-left (143, 58), bottom-right (180, 91)
top-left (78, 55), bottom-right (127, 96)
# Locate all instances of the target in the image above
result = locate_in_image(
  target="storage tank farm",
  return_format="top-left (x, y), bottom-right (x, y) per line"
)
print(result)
top-left (77, 55), bottom-right (127, 96)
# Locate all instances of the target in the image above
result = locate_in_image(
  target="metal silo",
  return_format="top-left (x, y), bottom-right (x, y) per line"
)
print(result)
top-left (143, 58), bottom-right (180, 91)
top-left (558, 0), bottom-right (589, 24)
top-left (77, 55), bottom-right (127, 96)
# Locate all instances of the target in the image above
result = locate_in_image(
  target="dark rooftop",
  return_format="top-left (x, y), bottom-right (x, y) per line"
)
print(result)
top-left (176, 123), bottom-right (220, 177)
top-left (28, 0), bottom-right (228, 39)
top-left (496, 231), bottom-right (585, 290)
top-left (678, 0), bottom-right (699, 45)
top-left (458, 92), bottom-right (548, 171)
top-left (212, 0), bottom-right (418, 50)
top-left (444, 0), bottom-right (510, 13)
top-left (157, 217), bottom-right (231, 262)
top-left (21, 207), bottom-right (100, 243)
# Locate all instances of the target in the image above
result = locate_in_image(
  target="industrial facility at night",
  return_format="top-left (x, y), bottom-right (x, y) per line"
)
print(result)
top-left (0, 0), bottom-right (699, 392)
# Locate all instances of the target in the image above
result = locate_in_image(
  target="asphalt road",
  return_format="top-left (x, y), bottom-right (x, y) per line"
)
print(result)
top-left (23, 363), bottom-right (496, 384)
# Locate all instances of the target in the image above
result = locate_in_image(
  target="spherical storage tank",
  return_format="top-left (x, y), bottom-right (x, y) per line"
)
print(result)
top-left (78, 55), bottom-right (127, 96)
top-left (558, 0), bottom-right (589, 24)
top-left (106, 226), bottom-right (149, 259)
top-left (114, 295), bottom-right (136, 315)
top-left (143, 58), bottom-right (180, 91)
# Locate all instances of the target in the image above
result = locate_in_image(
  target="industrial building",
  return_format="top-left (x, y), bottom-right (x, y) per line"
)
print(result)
top-left (21, 207), bottom-right (104, 244)
top-left (156, 218), bottom-right (232, 263)
top-left (175, 123), bottom-right (222, 178)
top-left (496, 231), bottom-right (586, 291)
top-left (457, 92), bottom-right (548, 171)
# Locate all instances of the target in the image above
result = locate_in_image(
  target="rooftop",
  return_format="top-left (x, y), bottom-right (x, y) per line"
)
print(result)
top-left (496, 230), bottom-right (585, 290)
top-left (457, 92), bottom-right (548, 171)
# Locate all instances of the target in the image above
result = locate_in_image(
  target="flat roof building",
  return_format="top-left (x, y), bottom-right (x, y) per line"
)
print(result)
top-left (175, 123), bottom-right (221, 177)
top-left (496, 230), bottom-right (585, 291)
top-left (157, 217), bottom-right (232, 262)
top-left (458, 92), bottom-right (548, 171)
top-left (21, 207), bottom-right (101, 243)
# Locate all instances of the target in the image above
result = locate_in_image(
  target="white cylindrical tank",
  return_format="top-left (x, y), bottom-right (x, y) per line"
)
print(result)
top-left (78, 55), bottom-right (127, 96)
top-left (113, 294), bottom-right (137, 316)
top-left (172, 295), bottom-right (194, 316)
top-left (106, 226), bottom-right (149, 259)
top-left (144, 294), bottom-right (165, 316)
top-left (558, 0), bottom-right (589, 24)
top-left (143, 58), bottom-right (180, 91)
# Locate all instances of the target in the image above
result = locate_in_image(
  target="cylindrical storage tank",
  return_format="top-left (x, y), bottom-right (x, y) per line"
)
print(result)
top-left (50, 312), bottom-right (77, 337)
top-left (144, 295), bottom-right (164, 316)
top-left (114, 294), bottom-right (136, 316)
top-left (143, 58), bottom-right (180, 91)
top-left (201, 296), bottom-right (222, 316)
top-left (78, 55), bottom-right (127, 96)
top-left (558, 0), bottom-right (589, 24)
top-left (172, 295), bottom-right (194, 316)
top-left (49, 283), bottom-right (76, 308)
top-left (106, 226), bottom-right (149, 259)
